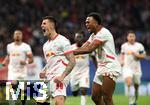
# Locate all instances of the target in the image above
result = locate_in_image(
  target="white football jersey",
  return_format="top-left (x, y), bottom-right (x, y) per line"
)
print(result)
top-left (7, 42), bottom-right (32, 68)
top-left (71, 44), bottom-right (89, 74)
top-left (87, 27), bottom-right (121, 73)
top-left (121, 42), bottom-right (145, 73)
top-left (43, 34), bottom-right (71, 80)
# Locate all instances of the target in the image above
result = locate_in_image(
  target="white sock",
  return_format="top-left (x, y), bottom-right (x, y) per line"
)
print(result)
top-left (127, 86), bottom-right (135, 104)
top-left (81, 95), bottom-right (86, 105)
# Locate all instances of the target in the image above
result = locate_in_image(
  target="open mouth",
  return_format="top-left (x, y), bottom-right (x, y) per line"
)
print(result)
top-left (42, 29), bottom-right (46, 33)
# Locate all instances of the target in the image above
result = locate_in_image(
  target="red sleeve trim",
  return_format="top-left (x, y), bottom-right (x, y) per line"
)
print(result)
top-left (61, 60), bottom-right (68, 66)
top-left (106, 54), bottom-right (115, 60)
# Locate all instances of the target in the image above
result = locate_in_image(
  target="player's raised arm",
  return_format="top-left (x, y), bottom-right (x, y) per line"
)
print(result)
top-left (74, 39), bottom-right (103, 55)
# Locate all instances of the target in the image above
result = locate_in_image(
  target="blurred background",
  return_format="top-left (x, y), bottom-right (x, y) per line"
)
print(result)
top-left (0, 0), bottom-right (150, 103)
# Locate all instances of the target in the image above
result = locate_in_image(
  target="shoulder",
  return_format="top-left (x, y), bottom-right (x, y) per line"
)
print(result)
top-left (96, 27), bottom-right (113, 39)
top-left (43, 40), bottom-right (49, 47)
top-left (7, 42), bottom-right (14, 47)
top-left (22, 42), bottom-right (31, 47)
top-left (58, 34), bottom-right (69, 41)
top-left (121, 42), bottom-right (128, 47)
top-left (135, 42), bottom-right (144, 48)
top-left (100, 27), bottom-right (112, 35)
top-left (135, 42), bottom-right (143, 46)
top-left (58, 34), bottom-right (70, 43)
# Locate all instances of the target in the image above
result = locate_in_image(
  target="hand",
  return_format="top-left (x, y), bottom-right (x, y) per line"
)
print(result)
top-left (132, 52), bottom-right (139, 58)
top-left (20, 60), bottom-right (26, 65)
top-left (54, 75), bottom-right (64, 83)
top-left (39, 71), bottom-right (46, 79)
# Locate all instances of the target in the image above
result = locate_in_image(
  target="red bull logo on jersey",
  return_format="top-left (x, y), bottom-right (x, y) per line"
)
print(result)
top-left (46, 51), bottom-right (56, 57)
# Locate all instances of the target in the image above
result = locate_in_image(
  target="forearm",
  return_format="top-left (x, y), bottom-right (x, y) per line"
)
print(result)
top-left (2, 55), bottom-right (9, 66)
top-left (61, 61), bottom-right (76, 78)
top-left (26, 54), bottom-right (34, 64)
top-left (27, 58), bottom-right (33, 64)
top-left (135, 54), bottom-right (146, 59)
top-left (120, 53), bottom-right (124, 66)
top-left (74, 47), bottom-right (92, 55)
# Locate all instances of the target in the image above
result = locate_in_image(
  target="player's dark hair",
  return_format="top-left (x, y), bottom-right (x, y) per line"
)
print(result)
top-left (77, 30), bottom-right (86, 38)
top-left (88, 12), bottom-right (102, 25)
top-left (42, 16), bottom-right (57, 29)
top-left (127, 30), bottom-right (135, 35)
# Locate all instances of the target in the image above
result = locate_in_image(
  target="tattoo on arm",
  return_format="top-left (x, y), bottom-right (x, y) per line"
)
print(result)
top-left (63, 53), bottom-right (76, 76)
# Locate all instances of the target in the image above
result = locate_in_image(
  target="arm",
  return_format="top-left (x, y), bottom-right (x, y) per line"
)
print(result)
top-left (90, 52), bottom-right (97, 69)
top-left (26, 53), bottom-right (34, 64)
top-left (133, 52), bottom-right (146, 59)
top-left (133, 44), bottom-right (146, 59)
top-left (120, 52), bottom-right (125, 67)
top-left (74, 40), bottom-right (103, 55)
top-left (54, 53), bottom-right (76, 83)
top-left (2, 55), bottom-right (9, 66)
top-left (20, 53), bottom-right (34, 65)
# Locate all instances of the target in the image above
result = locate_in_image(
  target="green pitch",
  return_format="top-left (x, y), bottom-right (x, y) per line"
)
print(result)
top-left (0, 95), bottom-right (150, 105)
top-left (54, 95), bottom-right (150, 105)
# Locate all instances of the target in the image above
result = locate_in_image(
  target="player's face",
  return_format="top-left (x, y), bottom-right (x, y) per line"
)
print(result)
top-left (13, 31), bottom-right (23, 42)
top-left (75, 33), bottom-right (84, 44)
top-left (127, 33), bottom-right (136, 44)
top-left (85, 17), bottom-right (97, 33)
top-left (41, 19), bottom-right (54, 36)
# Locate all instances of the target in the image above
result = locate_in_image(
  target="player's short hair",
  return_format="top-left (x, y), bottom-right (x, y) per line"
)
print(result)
top-left (127, 30), bottom-right (135, 35)
top-left (42, 16), bottom-right (57, 29)
top-left (14, 29), bottom-right (22, 32)
top-left (13, 29), bottom-right (23, 35)
top-left (88, 12), bottom-right (102, 25)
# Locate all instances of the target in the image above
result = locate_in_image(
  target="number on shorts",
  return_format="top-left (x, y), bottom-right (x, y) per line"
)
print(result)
top-left (56, 82), bottom-right (63, 90)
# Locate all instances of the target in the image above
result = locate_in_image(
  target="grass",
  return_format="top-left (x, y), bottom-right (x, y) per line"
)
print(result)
top-left (0, 95), bottom-right (150, 105)
top-left (64, 95), bottom-right (150, 105)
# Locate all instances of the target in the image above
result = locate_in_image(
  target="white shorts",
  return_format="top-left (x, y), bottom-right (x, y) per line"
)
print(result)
top-left (8, 65), bottom-right (27, 80)
top-left (46, 73), bottom-right (70, 98)
top-left (70, 67), bottom-right (90, 91)
top-left (122, 68), bottom-right (142, 84)
top-left (49, 78), bottom-right (69, 97)
top-left (93, 67), bottom-right (120, 85)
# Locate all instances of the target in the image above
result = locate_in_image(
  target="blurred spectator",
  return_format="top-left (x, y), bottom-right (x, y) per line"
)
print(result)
top-left (0, 0), bottom-right (149, 56)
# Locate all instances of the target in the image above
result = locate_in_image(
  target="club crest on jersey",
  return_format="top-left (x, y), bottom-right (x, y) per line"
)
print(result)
top-left (46, 51), bottom-right (56, 57)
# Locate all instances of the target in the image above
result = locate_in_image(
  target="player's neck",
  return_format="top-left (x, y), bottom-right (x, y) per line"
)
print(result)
top-left (94, 25), bottom-right (103, 35)
top-left (48, 31), bottom-right (58, 40)
top-left (128, 41), bottom-right (135, 45)
top-left (14, 41), bottom-right (22, 45)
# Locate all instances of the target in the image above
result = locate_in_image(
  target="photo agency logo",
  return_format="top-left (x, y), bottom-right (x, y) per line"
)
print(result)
top-left (6, 81), bottom-right (49, 101)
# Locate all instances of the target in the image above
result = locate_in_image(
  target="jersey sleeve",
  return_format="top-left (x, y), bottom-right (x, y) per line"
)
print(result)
top-left (121, 44), bottom-right (125, 54)
top-left (6, 44), bottom-right (10, 55)
top-left (138, 43), bottom-right (146, 54)
top-left (25, 44), bottom-right (32, 55)
top-left (61, 38), bottom-right (72, 53)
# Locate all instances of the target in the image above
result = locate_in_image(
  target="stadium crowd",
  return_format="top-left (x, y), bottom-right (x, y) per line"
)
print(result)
top-left (0, 0), bottom-right (149, 56)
